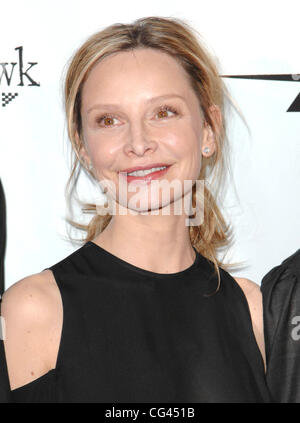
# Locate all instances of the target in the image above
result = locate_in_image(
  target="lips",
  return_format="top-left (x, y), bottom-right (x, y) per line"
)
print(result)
top-left (119, 163), bottom-right (171, 174)
top-left (119, 164), bottom-right (172, 185)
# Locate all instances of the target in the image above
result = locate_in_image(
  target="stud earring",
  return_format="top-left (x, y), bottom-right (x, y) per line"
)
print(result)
top-left (203, 147), bottom-right (210, 154)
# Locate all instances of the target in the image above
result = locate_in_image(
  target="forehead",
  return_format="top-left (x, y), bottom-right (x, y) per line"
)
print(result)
top-left (81, 48), bottom-right (195, 107)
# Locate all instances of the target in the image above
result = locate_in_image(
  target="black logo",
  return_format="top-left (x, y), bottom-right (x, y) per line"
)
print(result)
top-left (221, 74), bottom-right (300, 112)
top-left (2, 92), bottom-right (18, 107)
top-left (0, 46), bottom-right (40, 107)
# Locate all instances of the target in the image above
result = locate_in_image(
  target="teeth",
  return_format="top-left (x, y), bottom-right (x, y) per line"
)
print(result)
top-left (127, 166), bottom-right (167, 177)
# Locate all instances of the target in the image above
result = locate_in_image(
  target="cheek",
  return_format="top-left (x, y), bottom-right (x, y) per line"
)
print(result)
top-left (84, 133), bottom-right (116, 171)
top-left (167, 126), bottom-right (200, 159)
top-left (171, 126), bottom-right (202, 178)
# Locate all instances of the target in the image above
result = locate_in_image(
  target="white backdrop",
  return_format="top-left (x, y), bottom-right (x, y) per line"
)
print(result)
top-left (0, 0), bottom-right (299, 288)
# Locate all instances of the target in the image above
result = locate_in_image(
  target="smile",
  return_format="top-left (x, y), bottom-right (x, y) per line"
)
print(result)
top-left (120, 165), bottom-right (171, 184)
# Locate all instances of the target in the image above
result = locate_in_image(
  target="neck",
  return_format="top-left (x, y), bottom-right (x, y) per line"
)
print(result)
top-left (92, 200), bottom-right (196, 274)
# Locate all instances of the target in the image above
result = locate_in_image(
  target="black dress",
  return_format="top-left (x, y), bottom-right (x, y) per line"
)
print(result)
top-left (5, 241), bottom-right (271, 403)
top-left (261, 248), bottom-right (300, 403)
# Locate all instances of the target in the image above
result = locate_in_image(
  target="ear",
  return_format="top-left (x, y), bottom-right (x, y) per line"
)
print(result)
top-left (202, 105), bottom-right (222, 157)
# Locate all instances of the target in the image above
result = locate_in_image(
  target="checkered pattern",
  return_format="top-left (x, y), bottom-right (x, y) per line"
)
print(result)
top-left (2, 92), bottom-right (18, 107)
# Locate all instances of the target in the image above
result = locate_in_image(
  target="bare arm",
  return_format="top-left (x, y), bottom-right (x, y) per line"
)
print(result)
top-left (1, 270), bottom-right (62, 390)
top-left (233, 277), bottom-right (266, 373)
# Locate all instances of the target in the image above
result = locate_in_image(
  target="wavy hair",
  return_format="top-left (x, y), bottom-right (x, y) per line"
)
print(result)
top-left (63, 16), bottom-right (245, 295)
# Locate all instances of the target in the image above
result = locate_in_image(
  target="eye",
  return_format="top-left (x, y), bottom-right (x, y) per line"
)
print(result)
top-left (155, 104), bottom-right (179, 119)
top-left (95, 104), bottom-right (179, 128)
top-left (96, 114), bottom-right (120, 128)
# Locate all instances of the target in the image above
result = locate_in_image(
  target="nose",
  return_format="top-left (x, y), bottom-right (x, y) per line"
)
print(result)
top-left (123, 119), bottom-right (157, 157)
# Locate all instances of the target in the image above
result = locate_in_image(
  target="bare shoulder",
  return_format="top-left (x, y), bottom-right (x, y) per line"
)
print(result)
top-left (232, 277), bottom-right (263, 327)
top-left (1, 270), bottom-right (62, 390)
top-left (233, 277), bottom-right (262, 303)
top-left (233, 277), bottom-right (266, 373)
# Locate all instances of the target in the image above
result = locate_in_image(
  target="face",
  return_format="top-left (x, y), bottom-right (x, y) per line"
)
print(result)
top-left (78, 47), bottom-right (215, 214)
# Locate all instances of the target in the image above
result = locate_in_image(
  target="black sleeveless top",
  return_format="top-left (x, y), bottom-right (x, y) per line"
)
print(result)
top-left (7, 241), bottom-right (271, 403)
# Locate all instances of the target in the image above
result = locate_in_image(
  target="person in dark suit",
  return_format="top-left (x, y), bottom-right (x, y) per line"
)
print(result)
top-left (0, 178), bottom-right (11, 402)
top-left (261, 248), bottom-right (300, 402)
top-left (0, 178), bottom-right (6, 296)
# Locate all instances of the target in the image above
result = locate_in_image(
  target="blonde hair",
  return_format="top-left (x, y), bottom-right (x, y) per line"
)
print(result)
top-left (63, 16), bottom-right (244, 295)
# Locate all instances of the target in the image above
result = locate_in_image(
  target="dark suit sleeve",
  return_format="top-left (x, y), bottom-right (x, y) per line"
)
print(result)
top-left (261, 249), bottom-right (300, 403)
top-left (0, 179), bottom-right (11, 401)
top-left (0, 178), bottom-right (6, 296)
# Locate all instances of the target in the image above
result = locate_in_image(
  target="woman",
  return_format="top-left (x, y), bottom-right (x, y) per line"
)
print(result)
top-left (1, 16), bottom-right (272, 403)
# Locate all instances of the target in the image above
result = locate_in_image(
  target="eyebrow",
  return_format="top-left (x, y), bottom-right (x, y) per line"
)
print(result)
top-left (87, 94), bottom-right (186, 114)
